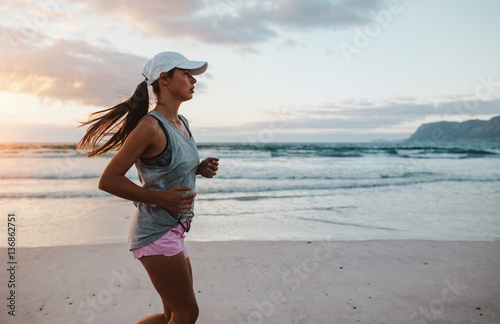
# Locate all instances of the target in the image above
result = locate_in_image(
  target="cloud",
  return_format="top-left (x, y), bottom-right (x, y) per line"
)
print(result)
top-left (81, 0), bottom-right (387, 51)
top-left (252, 0), bottom-right (378, 29)
top-left (0, 122), bottom-right (85, 143)
top-left (83, 0), bottom-right (203, 18)
top-left (0, 0), bottom-right (391, 106)
top-left (0, 25), bottom-right (146, 107)
top-left (193, 98), bottom-right (500, 138)
top-left (276, 98), bottom-right (500, 130)
top-left (309, 99), bottom-right (500, 120)
top-left (0, 0), bottom-right (389, 106)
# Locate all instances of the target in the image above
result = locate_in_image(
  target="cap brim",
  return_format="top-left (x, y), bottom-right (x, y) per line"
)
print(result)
top-left (176, 60), bottom-right (208, 75)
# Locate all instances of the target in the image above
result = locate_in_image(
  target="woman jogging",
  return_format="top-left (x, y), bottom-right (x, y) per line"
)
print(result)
top-left (78, 51), bottom-right (218, 324)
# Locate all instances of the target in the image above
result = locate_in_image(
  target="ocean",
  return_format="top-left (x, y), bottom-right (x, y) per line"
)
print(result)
top-left (0, 142), bottom-right (499, 247)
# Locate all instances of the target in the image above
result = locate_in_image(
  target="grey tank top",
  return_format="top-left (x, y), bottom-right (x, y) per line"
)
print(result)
top-left (128, 111), bottom-right (200, 250)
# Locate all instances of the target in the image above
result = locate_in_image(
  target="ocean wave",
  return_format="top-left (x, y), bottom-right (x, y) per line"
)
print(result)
top-left (212, 171), bottom-right (439, 180)
top-left (198, 143), bottom-right (500, 158)
top-left (395, 147), bottom-right (499, 159)
top-left (297, 217), bottom-right (399, 231)
top-left (0, 174), bottom-right (102, 180)
top-left (2, 169), bottom-right (498, 181)
top-left (197, 177), bottom-right (500, 200)
top-left (0, 143), bottom-right (80, 157)
top-left (199, 151), bottom-right (272, 159)
top-left (2, 177), bottom-right (498, 199)
top-left (0, 191), bottom-right (110, 198)
top-left (1, 153), bottom-right (85, 159)
top-left (2, 142), bottom-right (499, 159)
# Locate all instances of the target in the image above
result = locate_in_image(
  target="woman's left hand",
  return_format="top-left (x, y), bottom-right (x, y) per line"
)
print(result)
top-left (197, 157), bottom-right (219, 178)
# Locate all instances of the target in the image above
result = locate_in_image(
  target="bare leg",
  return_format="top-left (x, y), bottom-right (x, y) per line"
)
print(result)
top-left (133, 299), bottom-right (172, 324)
top-left (186, 257), bottom-right (193, 283)
top-left (135, 252), bottom-right (198, 324)
top-left (162, 299), bottom-right (173, 323)
top-left (134, 313), bottom-right (166, 324)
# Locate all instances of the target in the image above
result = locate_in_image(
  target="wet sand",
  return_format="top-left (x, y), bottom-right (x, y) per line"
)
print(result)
top-left (1, 240), bottom-right (499, 323)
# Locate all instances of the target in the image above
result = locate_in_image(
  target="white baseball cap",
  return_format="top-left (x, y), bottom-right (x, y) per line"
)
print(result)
top-left (141, 51), bottom-right (208, 86)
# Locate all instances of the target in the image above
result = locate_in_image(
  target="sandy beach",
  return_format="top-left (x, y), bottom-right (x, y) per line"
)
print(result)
top-left (1, 240), bottom-right (499, 324)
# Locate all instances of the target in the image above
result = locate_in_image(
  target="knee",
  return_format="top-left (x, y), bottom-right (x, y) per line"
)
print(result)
top-left (176, 304), bottom-right (199, 324)
top-left (186, 304), bottom-right (199, 323)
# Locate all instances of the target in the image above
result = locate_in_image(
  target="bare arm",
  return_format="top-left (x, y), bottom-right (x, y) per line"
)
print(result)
top-left (98, 117), bottom-right (196, 214)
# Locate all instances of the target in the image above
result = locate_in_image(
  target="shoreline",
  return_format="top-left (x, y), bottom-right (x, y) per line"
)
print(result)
top-left (2, 237), bottom-right (500, 249)
top-left (1, 240), bottom-right (499, 323)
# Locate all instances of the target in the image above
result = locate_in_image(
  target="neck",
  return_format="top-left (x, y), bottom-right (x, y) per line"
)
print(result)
top-left (155, 98), bottom-right (182, 122)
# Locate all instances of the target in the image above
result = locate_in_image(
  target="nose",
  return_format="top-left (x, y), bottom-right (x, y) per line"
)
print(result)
top-left (191, 75), bottom-right (197, 84)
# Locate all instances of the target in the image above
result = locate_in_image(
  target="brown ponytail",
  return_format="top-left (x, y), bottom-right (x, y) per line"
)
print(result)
top-left (77, 80), bottom-right (150, 157)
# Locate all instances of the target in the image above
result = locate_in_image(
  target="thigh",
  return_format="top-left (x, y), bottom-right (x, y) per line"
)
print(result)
top-left (186, 257), bottom-right (193, 283)
top-left (139, 252), bottom-right (197, 313)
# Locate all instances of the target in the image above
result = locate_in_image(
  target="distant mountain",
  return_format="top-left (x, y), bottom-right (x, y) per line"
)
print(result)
top-left (405, 115), bottom-right (500, 143)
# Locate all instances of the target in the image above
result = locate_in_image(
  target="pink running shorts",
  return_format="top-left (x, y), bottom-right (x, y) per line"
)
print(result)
top-left (132, 221), bottom-right (189, 259)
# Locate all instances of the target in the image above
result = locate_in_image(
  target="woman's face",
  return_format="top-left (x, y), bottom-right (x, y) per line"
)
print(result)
top-left (163, 68), bottom-right (197, 102)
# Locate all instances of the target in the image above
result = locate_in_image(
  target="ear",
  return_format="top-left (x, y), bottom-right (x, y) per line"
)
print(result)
top-left (158, 72), bottom-right (169, 86)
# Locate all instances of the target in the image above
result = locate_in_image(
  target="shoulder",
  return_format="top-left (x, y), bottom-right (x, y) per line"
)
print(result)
top-left (130, 115), bottom-right (163, 143)
top-left (138, 114), bottom-right (165, 132)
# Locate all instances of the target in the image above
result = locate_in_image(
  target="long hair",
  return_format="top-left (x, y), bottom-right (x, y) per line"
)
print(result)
top-left (77, 80), bottom-right (150, 157)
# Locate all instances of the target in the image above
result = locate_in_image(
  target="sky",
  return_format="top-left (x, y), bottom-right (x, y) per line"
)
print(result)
top-left (1, 0), bottom-right (499, 143)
